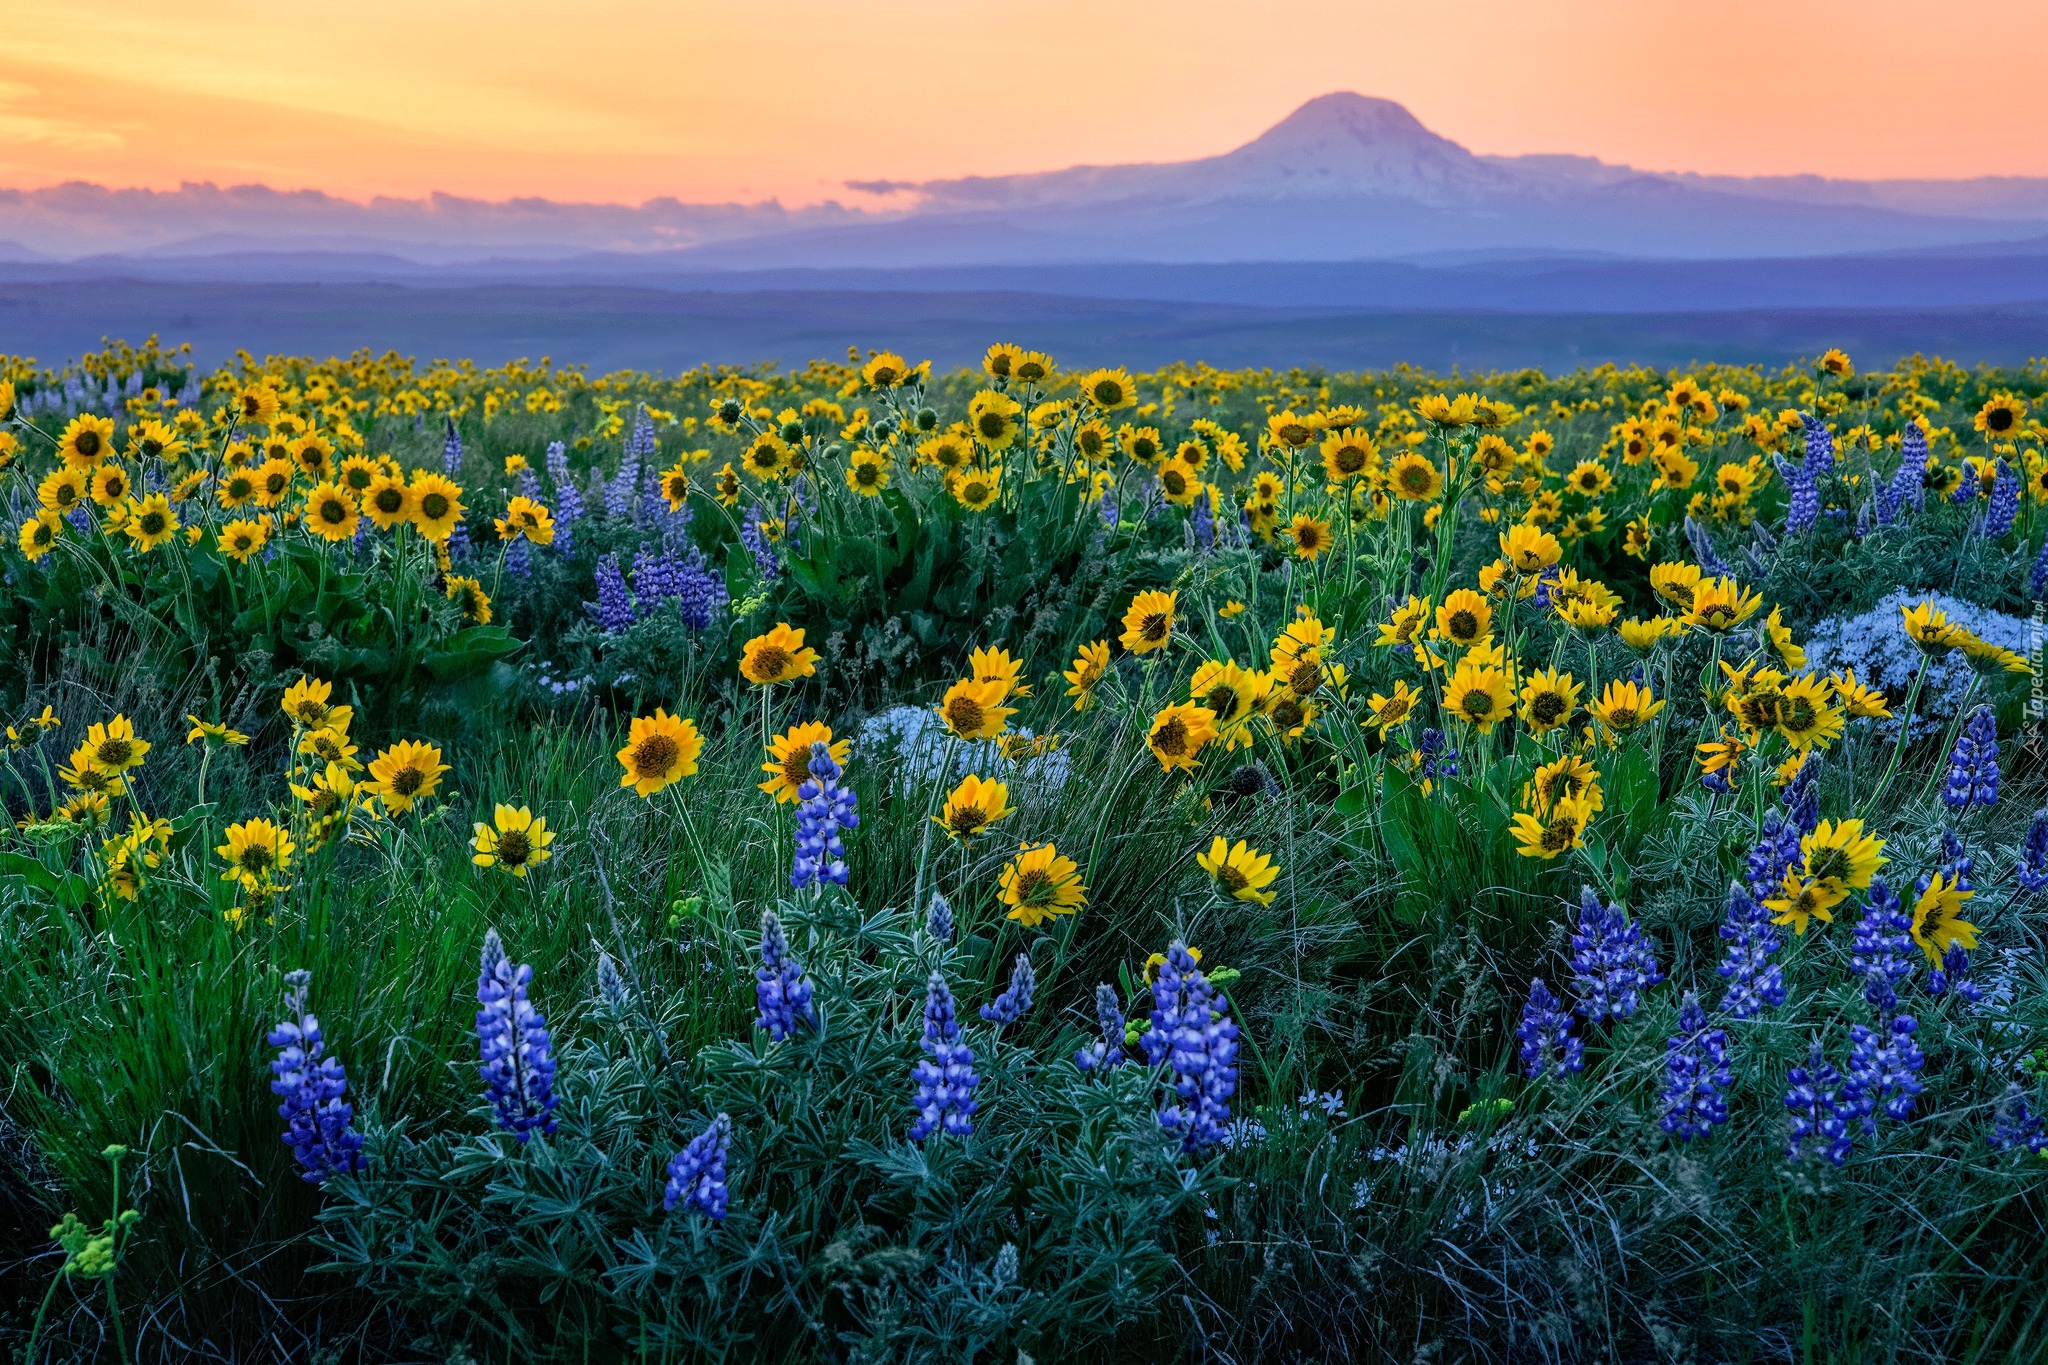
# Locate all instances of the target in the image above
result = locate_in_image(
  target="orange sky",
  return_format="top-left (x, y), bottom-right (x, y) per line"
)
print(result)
top-left (4, 0), bottom-right (2046, 205)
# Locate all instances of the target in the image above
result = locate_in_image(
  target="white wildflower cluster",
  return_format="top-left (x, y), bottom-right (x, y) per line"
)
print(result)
top-left (1802, 589), bottom-right (2032, 736)
top-left (857, 704), bottom-right (1072, 797)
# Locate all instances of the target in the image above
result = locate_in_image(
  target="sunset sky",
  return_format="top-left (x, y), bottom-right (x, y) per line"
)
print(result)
top-left (6, 0), bottom-right (2046, 206)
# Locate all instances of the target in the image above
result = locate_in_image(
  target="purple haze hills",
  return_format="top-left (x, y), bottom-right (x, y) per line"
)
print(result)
top-left (6, 94), bottom-right (2048, 372)
top-left (6, 94), bottom-right (2048, 271)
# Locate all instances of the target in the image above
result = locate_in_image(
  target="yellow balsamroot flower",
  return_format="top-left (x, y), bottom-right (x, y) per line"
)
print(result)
top-left (1499, 524), bottom-right (1562, 573)
top-left (982, 341), bottom-right (1025, 380)
top-left (59, 742), bottom-right (126, 797)
top-left (185, 716), bottom-right (250, 746)
top-left (1386, 451), bottom-right (1442, 501)
top-left (1010, 349), bottom-right (1053, 385)
top-left (1190, 660), bottom-right (1266, 747)
top-left (920, 432), bottom-right (972, 473)
top-left (18, 511), bottom-right (60, 562)
top-left (616, 709), bottom-right (703, 798)
top-left (1375, 595), bottom-right (1430, 650)
top-left (1764, 870), bottom-right (1846, 936)
top-left (1365, 679), bottom-right (1420, 738)
top-left (1527, 754), bottom-right (1603, 814)
top-left (236, 383), bottom-right (281, 427)
top-left (100, 814), bottom-right (171, 902)
top-left (1622, 515), bottom-right (1654, 560)
top-left (1218, 600), bottom-right (1246, 619)
top-left (338, 455), bottom-right (380, 496)
top-left (56, 790), bottom-right (112, 826)
top-left (1442, 662), bottom-right (1513, 732)
top-left (937, 677), bottom-right (1014, 741)
top-left (1648, 561), bottom-right (1702, 612)
top-left (1433, 589), bottom-right (1492, 647)
top-left (290, 433), bottom-right (334, 479)
top-left (1266, 410), bottom-right (1319, 450)
top-left (171, 469), bottom-right (210, 502)
top-left (299, 723), bottom-right (361, 772)
top-left (1510, 792), bottom-right (1595, 860)
top-left (1564, 461), bottom-right (1613, 497)
top-left (969, 644), bottom-right (1031, 699)
top-left (1320, 427), bottom-right (1378, 483)
top-left (1682, 576), bottom-right (1763, 633)
top-left (741, 431), bottom-right (793, 481)
top-left (1075, 367), bottom-right (1136, 411)
top-left (358, 473), bottom-right (411, 530)
top-left (949, 466), bottom-right (1002, 511)
top-left (1476, 559), bottom-right (1536, 600)
top-left (218, 817), bottom-right (294, 892)
top-left (446, 575), bottom-right (493, 625)
top-left (999, 841), bottom-right (1087, 927)
top-left (1955, 630), bottom-right (2033, 675)
top-left (657, 462), bottom-right (692, 511)
top-left (934, 774), bottom-right (1015, 841)
top-left (58, 413), bottom-right (115, 468)
top-left (761, 721), bottom-right (850, 803)
top-left (1910, 872), bottom-right (1978, 966)
top-left (1696, 726), bottom-right (1746, 784)
top-left (217, 519), bottom-right (271, 563)
top-left (1799, 819), bottom-right (1885, 895)
top-left (496, 496), bottom-right (555, 546)
top-left (90, 462), bottom-right (133, 507)
top-left (1763, 607), bottom-right (1806, 669)
top-left (1287, 513), bottom-right (1333, 560)
top-left (253, 458), bottom-right (294, 508)
top-left (39, 467), bottom-right (87, 517)
top-left (290, 763), bottom-right (359, 846)
top-left (409, 471), bottom-right (465, 541)
top-left (1120, 425), bottom-right (1166, 465)
top-left (278, 679), bottom-right (350, 736)
top-left (1723, 668), bottom-right (1785, 734)
top-left (1518, 668), bottom-right (1583, 736)
top-left (1556, 595), bottom-right (1617, 632)
top-left (1146, 702), bottom-right (1216, 774)
top-left (1157, 458), bottom-right (1201, 506)
top-left (82, 715), bottom-right (149, 776)
top-left (1197, 837), bottom-right (1280, 906)
top-left (967, 390), bottom-right (1023, 450)
top-left (1617, 616), bottom-right (1683, 652)
top-left (1271, 610), bottom-right (1334, 676)
top-left (1063, 640), bottom-right (1111, 711)
top-left (1775, 675), bottom-right (1844, 752)
top-left (860, 351), bottom-right (913, 389)
top-left (472, 805), bottom-right (555, 878)
top-left (1120, 589), bottom-right (1177, 654)
top-left (366, 740), bottom-right (449, 815)
top-left (740, 623), bottom-right (819, 686)
top-left (1589, 679), bottom-right (1665, 739)
top-left (1650, 446), bottom-right (1699, 492)
top-left (302, 481), bottom-right (359, 542)
top-left (1975, 393), bottom-right (2026, 439)
top-left (1827, 670), bottom-right (1892, 719)
top-left (712, 462), bottom-right (742, 506)
top-left (845, 452), bottom-right (889, 496)
top-left (1414, 392), bottom-right (1481, 427)
top-left (215, 464), bottom-right (259, 510)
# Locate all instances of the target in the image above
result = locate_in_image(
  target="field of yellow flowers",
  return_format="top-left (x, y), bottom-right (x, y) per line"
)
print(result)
top-left (4, 335), bottom-right (2048, 1362)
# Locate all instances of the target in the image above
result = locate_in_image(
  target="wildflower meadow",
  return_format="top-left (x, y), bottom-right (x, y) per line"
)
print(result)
top-left (5, 337), bottom-right (2048, 1362)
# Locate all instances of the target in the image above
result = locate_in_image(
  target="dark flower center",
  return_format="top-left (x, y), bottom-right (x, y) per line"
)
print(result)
top-left (634, 734), bottom-right (680, 775)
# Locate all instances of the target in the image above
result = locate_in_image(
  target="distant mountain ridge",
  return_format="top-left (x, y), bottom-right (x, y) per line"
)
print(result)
top-left (4, 93), bottom-right (2047, 269)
